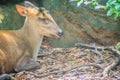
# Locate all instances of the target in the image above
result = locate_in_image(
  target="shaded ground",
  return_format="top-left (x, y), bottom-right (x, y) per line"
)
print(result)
top-left (10, 41), bottom-right (120, 80)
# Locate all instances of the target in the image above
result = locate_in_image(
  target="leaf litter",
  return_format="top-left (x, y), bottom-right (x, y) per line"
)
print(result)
top-left (11, 43), bottom-right (120, 80)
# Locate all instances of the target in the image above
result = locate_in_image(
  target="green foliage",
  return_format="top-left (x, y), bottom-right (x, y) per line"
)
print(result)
top-left (107, 0), bottom-right (120, 20)
top-left (70, 0), bottom-right (120, 20)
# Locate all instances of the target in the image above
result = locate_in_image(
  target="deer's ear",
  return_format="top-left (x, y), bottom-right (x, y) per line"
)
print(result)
top-left (16, 5), bottom-right (27, 16)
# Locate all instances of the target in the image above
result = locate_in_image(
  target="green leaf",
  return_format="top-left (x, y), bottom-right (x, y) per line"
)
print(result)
top-left (104, 6), bottom-right (108, 10)
top-left (115, 4), bottom-right (120, 9)
top-left (92, 1), bottom-right (98, 7)
top-left (107, 7), bottom-right (115, 16)
top-left (76, 0), bottom-right (81, 2)
top-left (115, 42), bottom-right (120, 51)
top-left (114, 12), bottom-right (120, 20)
top-left (108, 0), bottom-right (113, 3)
top-left (118, 0), bottom-right (120, 3)
top-left (108, 0), bottom-right (116, 4)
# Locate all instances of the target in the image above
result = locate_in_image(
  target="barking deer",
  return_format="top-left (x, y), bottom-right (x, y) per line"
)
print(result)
top-left (0, 1), bottom-right (62, 79)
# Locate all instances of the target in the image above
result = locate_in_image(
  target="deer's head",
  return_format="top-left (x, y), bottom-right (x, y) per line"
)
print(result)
top-left (16, 1), bottom-right (62, 38)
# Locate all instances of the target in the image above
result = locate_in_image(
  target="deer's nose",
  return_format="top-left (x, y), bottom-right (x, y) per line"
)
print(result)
top-left (58, 29), bottom-right (63, 36)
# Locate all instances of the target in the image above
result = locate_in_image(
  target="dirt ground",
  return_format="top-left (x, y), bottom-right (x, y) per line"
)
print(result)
top-left (11, 40), bottom-right (120, 80)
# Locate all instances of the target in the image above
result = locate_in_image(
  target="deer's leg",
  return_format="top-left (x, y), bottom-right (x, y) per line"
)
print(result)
top-left (15, 50), bottom-right (41, 72)
top-left (15, 57), bottom-right (41, 72)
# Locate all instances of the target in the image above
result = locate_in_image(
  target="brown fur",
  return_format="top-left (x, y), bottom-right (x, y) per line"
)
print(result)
top-left (0, 1), bottom-right (62, 74)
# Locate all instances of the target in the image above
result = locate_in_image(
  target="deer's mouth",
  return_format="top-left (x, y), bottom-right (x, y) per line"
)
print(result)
top-left (51, 34), bottom-right (61, 38)
top-left (46, 34), bottom-right (61, 38)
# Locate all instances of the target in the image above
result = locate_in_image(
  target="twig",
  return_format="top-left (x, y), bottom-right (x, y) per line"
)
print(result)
top-left (37, 54), bottom-right (48, 57)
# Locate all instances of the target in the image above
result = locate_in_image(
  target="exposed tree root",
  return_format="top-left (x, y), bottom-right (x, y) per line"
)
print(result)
top-left (103, 56), bottom-right (120, 77)
top-left (32, 63), bottom-right (103, 78)
top-left (75, 43), bottom-right (120, 77)
top-left (75, 43), bottom-right (120, 56)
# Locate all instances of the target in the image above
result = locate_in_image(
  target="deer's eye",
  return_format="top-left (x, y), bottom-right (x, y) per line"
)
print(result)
top-left (38, 18), bottom-right (49, 24)
top-left (44, 19), bottom-right (49, 24)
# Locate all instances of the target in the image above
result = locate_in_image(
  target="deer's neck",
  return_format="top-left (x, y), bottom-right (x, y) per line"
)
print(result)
top-left (20, 18), bottom-right (43, 60)
top-left (21, 18), bottom-right (39, 38)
